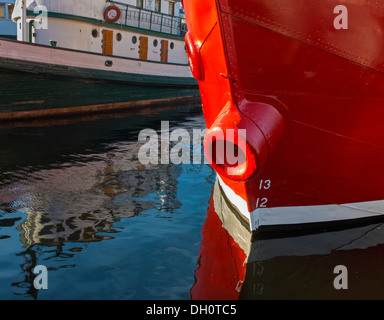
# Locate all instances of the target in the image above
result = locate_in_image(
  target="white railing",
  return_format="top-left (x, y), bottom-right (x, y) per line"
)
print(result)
top-left (109, 1), bottom-right (187, 36)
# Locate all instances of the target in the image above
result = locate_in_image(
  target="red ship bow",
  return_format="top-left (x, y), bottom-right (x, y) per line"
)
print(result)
top-left (183, 0), bottom-right (384, 232)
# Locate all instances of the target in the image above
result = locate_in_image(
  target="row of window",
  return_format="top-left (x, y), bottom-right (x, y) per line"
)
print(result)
top-left (0, 3), bottom-right (14, 19)
top-left (92, 28), bottom-right (175, 49)
top-left (136, 0), bottom-right (176, 16)
top-left (131, 35), bottom-right (175, 49)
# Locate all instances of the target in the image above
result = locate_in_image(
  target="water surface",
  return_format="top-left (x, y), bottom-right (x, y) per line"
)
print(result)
top-left (0, 104), bottom-right (215, 300)
top-left (2, 103), bottom-right (384, 301)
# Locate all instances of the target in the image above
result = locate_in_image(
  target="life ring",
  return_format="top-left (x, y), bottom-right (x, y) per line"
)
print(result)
top-left (104, 5), bottom-right (121, 23)
top-left (185, 32), bottom-right (204, 81)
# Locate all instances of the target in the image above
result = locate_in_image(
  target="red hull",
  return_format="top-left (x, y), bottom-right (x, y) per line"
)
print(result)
top-left (183, 0), bottom-right (384, 231)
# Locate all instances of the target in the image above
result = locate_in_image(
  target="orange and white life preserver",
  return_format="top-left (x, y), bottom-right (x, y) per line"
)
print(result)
top-left (104, 5), bottom-right (121, 23)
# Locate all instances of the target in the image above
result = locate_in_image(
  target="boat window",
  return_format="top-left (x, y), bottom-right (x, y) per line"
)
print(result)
top-left (170, 42), bottom-right (174, 49)
top-left (155, 0), bottom-right (161, 13)
top-left (0, 4), bottom-right (5, 19)
top-left (92, 29), bottom-right (98, 38)
top-left (132, 36), bottom-right (137, 44)
top-left (136, 0), bottom-right (143, 8)
top-left (153, 39), bottom-right (158, 47)
top-left (168, 2), bottom-right (175, 16)
top-left (116, 33), bottom-right (122, 41)
top-left (7, 3), bottom-right (14, 19)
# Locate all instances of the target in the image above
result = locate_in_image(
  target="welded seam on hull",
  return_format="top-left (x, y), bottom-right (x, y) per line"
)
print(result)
top-left (294, 120), bottom-right (384, 151)
top-left (220, 10), bottom-right (384, 76)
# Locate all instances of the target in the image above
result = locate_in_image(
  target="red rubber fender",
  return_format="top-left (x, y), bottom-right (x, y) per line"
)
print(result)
top-left (204, 101), bottom-right (285, 182)
top-left (104, 5), bottom-right (121, 23)
top-left (185, 32), bottom-right (205, 81)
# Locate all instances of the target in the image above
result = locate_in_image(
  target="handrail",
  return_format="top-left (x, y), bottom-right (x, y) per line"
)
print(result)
top-left (108, 1), bottom-right (187, 36)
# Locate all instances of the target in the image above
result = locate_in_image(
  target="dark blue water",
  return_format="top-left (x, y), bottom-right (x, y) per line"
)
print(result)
top-left (0, 105), bottom-right (216, 300)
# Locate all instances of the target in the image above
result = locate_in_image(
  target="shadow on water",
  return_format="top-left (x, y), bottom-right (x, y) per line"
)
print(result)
top-left (0, 104), bottom-right (216, 299)
top-left (192, 180), bottom-right (384, 300)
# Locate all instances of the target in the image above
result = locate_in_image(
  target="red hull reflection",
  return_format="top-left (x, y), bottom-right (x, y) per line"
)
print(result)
top-left (190, 196), bottom-right (247, 300)
top-left (193, 181), bottom-right (384, 300)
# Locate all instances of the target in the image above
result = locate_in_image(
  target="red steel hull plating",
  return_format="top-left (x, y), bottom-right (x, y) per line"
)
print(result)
top-left (183, 0), bottom-right (384, 231)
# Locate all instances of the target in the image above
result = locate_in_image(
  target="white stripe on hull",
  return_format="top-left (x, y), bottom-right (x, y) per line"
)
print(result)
top-left (217, 175), bottom-right (384, 231)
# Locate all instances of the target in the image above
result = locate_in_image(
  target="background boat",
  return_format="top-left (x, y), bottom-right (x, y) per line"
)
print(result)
top-left (0, 0), bottom-right (199, 121)
top-left (0, 0), bottom-right (16, 39)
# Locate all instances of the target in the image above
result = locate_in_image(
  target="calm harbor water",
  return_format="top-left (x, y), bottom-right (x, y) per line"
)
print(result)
top-left (1, 103), bottom-right (384, 300)
top-left (0, 105), bottom-right (215, 300)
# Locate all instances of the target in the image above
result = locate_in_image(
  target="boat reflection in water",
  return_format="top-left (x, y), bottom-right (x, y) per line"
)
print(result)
top-left (4, 103), bottom-right (384, 300)
top-left (7, 123), bottom-right (183, 246)
top-left (11, 157), bottom-right (182, 298)
top-left (0, 105), bottom-right (210, 300)
top-left (192, 180), bottom-right (384, 300)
